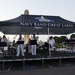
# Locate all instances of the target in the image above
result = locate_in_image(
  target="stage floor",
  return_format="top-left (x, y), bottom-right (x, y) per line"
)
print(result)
top-left (0, 48), bottom-right (75, 72)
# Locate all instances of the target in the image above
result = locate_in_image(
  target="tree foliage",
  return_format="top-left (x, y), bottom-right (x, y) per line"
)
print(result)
top-left (70, 34), bottom-right (75, 38)
top-left (54, 36), bottom-right (67, 43)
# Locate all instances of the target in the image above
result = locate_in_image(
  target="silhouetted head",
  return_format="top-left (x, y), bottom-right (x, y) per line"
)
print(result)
top-left (49, 36), bottom-right (53, 39)
top-left (3, 35), bottom-right (6, 38)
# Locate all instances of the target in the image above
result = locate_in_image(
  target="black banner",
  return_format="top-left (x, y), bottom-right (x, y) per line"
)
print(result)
top-left (20, 22), bottom-right (74, 28)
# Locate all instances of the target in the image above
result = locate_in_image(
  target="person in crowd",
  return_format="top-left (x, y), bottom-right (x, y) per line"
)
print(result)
top-left (47, 36), bottom-right (56, 55)
top-left (16, 34), bottom-right (24, 56)
top-left (30, 34), bottom-right (37, 55)
top-left (28, 36), bottom-right (32, 54)
top-left (12, 40), bottom-right (16, 46)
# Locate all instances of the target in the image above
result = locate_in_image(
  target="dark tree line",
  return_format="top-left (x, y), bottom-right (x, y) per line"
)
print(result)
top-left (54, 34), bottom-right (75, 44)
top-left (70, 34), bottom-right (75, 38)
top-left (54, 36), bottom-right (67, 44)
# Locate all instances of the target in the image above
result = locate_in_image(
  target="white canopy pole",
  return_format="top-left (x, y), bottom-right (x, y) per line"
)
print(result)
top-left (48, 27), bottom-right (51, 56)
top-left (48, 27), bottom-right (49, 38)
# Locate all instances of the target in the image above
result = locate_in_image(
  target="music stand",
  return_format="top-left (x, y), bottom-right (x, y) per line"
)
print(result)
top-left (44, 42), bottom-right (49, 55)
top-left (30, 40), bottom-right (37, 45)
top-left (0, 42), bottom-right (8, 57)
top-left (0, 42), bottom-right (7, 47)
top-left (16, 41), bottom-right (24, 44)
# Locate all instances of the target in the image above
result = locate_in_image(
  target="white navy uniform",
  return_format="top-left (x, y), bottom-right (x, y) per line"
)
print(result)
top-left (30, 37), bottom-right (37, 55)
top-left (48, 38), bottom-right (55, 52)
top-left (16, 37), bottom-right (24, 56)
top-left (1, 37), bottom-right (8, 43)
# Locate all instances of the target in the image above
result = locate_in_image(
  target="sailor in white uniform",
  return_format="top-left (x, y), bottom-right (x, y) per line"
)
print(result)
top-left (1, 35), bottom-right (9, 55)
top-left (30, 34), bottom-right (37, 55)
top-left (16, 35), bottom-right (24, 56)
top-left (48, 36), bottom-right (56, 55)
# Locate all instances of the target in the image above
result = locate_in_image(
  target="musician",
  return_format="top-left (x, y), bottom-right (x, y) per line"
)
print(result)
top-left (16, 34), bottom-right (24, 56)
top-left (28, 36), bottom-right (32, 54)
top-left (47, 36), bottom-right (56, 55)
top-left (1, 35), bottom-right (9, 55)
top-left (70, 36), bottom-right (75, 53)
top-left (1, 35), bottom-right (8, 43)
top-left (12, 40), bottom-right (16, 46)
top-left (30, 34), bottom-right (37, 55)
